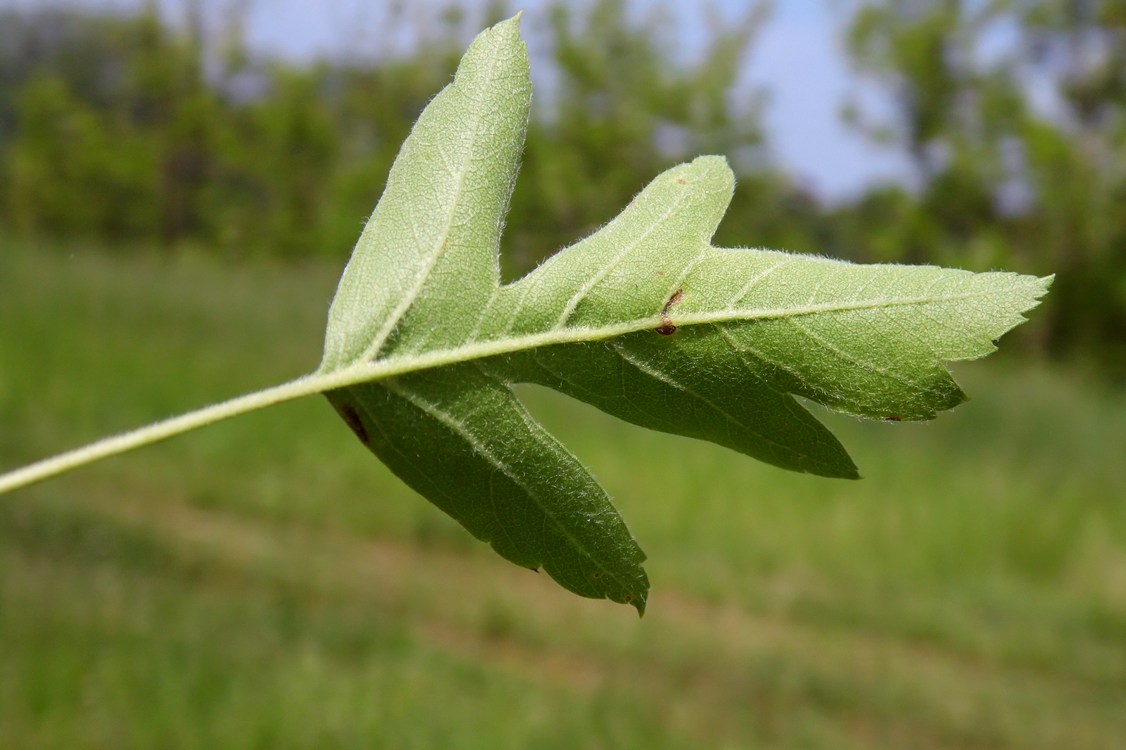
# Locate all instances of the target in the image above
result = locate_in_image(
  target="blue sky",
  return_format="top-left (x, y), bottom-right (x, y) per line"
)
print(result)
top-left (733, 1), bottom-right (911, 199)
top-left (10, 0), bottom-right (914, 200)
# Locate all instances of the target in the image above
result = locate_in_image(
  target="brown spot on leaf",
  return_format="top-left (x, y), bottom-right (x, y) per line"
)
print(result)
top-left (675, 177), bottom-right (688, 185)
top-left (592, 571), bottom-right (602, 579)
top-left (623, 594), bottom-right (633, 604)
top-left (655, 288), bottom-right (684, 335)
top-left (883, 416), bottom-right (902, 422)
top-left (339, 404), bottom-right (369, 444)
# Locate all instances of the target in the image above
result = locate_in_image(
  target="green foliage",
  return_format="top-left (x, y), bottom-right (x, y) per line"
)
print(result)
top-left (6, 75), bottom-right (159, 237)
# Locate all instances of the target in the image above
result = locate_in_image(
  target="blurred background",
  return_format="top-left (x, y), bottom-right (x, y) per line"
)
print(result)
top-left (1, 0), bottom-right (1123, 747)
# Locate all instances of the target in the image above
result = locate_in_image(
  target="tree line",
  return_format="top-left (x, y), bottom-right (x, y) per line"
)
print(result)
top-left (1, 1), bottom-right (1122, 373)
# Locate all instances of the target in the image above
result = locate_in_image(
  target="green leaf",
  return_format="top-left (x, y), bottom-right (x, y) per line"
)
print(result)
top-left (314, 16), bottom-right (1049, 611)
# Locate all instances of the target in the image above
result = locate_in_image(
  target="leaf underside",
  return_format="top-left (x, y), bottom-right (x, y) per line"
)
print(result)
top-left (318, 16), bottom-right (1050, 613)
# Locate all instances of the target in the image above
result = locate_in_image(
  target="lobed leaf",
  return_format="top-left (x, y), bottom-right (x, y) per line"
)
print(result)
top-left (317, 15), bottom-right (1051, 611)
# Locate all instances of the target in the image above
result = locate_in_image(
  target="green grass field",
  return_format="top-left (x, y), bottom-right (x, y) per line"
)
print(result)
top-left (2, 238), bottom-right (1124, 749)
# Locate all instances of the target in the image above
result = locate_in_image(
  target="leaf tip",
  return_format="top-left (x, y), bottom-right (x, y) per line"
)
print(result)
top-left (459, 13), bottom-right (528, 80)
top-left (628, 590), bottom-right (648, 617)
top-left (690, 153), bottom-right (731, 170)
top-left (685, 154), bottom-right (734, 188)
top-left (490, 12), bottom-right (526, 39)
top-left (1007, 270), bottom-right (1053, 329)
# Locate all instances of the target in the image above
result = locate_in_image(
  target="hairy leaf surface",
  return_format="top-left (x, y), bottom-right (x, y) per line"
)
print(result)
top-left (318, 16), bottom-right (1050, 611)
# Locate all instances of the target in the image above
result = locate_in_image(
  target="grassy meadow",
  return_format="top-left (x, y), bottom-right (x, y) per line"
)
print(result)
top-left (1, 238), bottom-right (1124, 749)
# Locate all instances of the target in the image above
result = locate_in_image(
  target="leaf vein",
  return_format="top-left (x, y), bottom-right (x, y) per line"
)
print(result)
top-left (608, 340), bottom-right (810, 457)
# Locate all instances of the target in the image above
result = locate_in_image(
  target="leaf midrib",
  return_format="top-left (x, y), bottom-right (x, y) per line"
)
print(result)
top-left (0, 282), bottom-right (1016, 498)
top-left (311, 286), bottom-right (1020, 397)
top-left (607, 340), bottom-right (839, 473)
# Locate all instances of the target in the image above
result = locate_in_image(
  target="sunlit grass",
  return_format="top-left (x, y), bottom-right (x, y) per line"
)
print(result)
top-left (2, 239), bottom-right (1123, 748)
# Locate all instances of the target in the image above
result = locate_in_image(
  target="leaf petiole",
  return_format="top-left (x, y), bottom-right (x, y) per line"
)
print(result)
top-left (0, 316), bottom-right (671, 496)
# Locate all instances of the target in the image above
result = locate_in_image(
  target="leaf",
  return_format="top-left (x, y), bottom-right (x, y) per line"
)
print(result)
top-left (0, 14), bottom-right (1049, 614)
top-left (314, 15), bottom-right (1049, 612)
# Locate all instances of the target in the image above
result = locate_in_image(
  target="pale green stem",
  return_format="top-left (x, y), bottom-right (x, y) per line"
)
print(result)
top-left (0, 318), bottom-right (659, 497)
top-left (0, 374), bottom-right (322, 495)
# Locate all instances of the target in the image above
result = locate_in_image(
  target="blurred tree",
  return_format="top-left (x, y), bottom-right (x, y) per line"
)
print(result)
top-left (222, 64), bottom-right (338, 257)
top-left (1, 4), bottom-right (223, 246)
top-left (843, 0), bottom-right (1015, 263)
top-left (7, 74), bottom-right (158, 238)
top-left (0, 8), bottom-right (160, 237)
top-left (842, 0), bottom-right (1125, 371)
top-left (0, 8), bottom-right (130, 135)
top-left (1008, 0), bottom-right (1126, 366)
top-left (317, 5), bottom-right (467, 258)
top-left (124, 2), bottom-right (218, 244)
